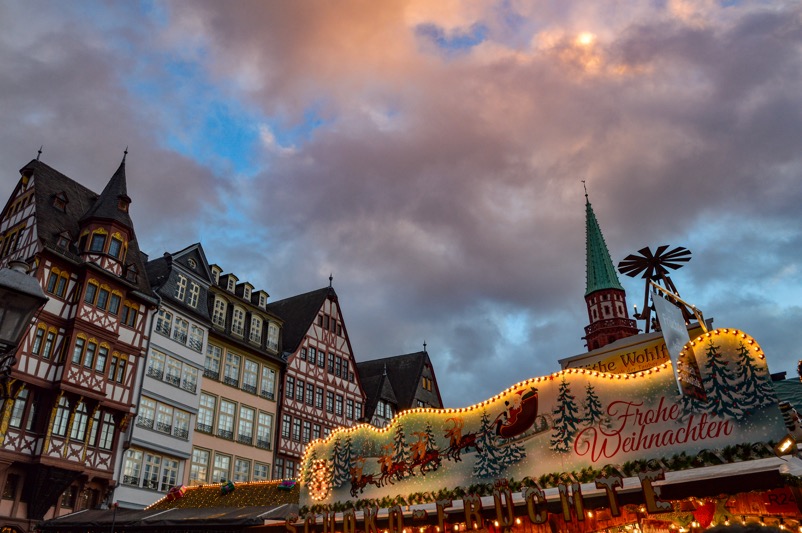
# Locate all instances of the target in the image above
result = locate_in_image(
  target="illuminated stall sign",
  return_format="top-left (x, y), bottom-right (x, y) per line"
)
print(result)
top-left (299, 329), bottom-right (783, 507)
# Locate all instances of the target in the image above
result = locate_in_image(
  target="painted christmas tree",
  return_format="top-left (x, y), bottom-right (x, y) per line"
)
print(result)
top-left (676, 391), bottom-right (707, 423)
top-left (583, 382), bottom-right (604, 426)
top-left (550, 377), bottom-right (581, 453)
top-left (700, 340), bottom-right (742, 420)
top-left (497, 436), bottom-right (526, 469)
top-left (734, 341), bottom-right (776, 412)
top-left (473, 409), bottom-right (507, 477)
top-left (424, 421), bottom-right (438, 452)
top-left (302, 449), bottom-right (318, 486)
top-left (393, 422), bottom-right (411, 466)
top-left (332, 434), bottom-right (354, 486)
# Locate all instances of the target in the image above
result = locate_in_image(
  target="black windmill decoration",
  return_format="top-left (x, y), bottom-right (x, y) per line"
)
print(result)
top-left (617, 245), bottom-right (692, 333)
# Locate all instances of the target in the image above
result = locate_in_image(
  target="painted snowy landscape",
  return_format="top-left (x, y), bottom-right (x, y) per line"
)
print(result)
top-left (300, 328), bottom-right (785, 506)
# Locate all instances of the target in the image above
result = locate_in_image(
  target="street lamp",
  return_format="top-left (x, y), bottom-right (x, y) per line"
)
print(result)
top-left (0, 260), bottom-right (48, 398)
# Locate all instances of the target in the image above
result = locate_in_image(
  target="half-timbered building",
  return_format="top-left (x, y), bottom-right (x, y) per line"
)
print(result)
top-left (115, 244), bottom-right (214, 508)
top-left (266, 282), bottom-right (366, 479)
top-left (356, 349), bottom-right (444, 428)
top-left (190, 265), bottom-right (284, 486)
top-left (0, 157), bottom-right (157, 531)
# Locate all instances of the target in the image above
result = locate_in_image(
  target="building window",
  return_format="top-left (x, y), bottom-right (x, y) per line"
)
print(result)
top-left (71, 336), bottom-right (86, 365)
top-left (9, 388), bottom-right (28, 428)
top-left (53, 396), bottom-right (70, 436)
top-left (108, 236), bottom-right (123, 259)
top-left (189, 325), bottom-right (204, 352)
top-left (188, 282), bottom-right (200, 308)
top-left (69, 402), bottom-right (89, 440)
top-left (259, 292), bottom-right (267, 308)
top-left (156, 403), bottom-right (173, 434)
top-left (90, 232), bottom-right (106, 252)
top-left (422, 376), bottom-right (433, 391)
top-left (147, 350), bottom-right (165, 380)
top-left (312, 424), bottom-right (321, 441)
top-left (315, 387), bottom-right (324, 409)
top-left (172, 318), bottom-right (188, 344)
top-left (197, 394), bottom-right (215, 434)
top-left (61, 486), bottom-right (77, 508)
top-left (95, 345), bottom-right (109, 373)
top-left (175, 275), bottom-right (187, 301)
top-left (292, 418), bottom-right (301, 441)
top-left (121, 302), bottom-right (138, 327)
top-left (285, 376), bottom-right (294, 399)
top-left (355, 402), bottom-right (362, 421)
top-left (217, 400), bottom-right (235, 440)
top-left (296, 379), bottom-right (305, 403)
top-left (317, 349), bottom-right (325, 368)
top-left (281, 414), bottom-right (291, 439)
top-left (32, 326), bottom-right (45, 355)
top-left (161, 458), bottom-right (179, 491)
top-left (286, 461), bottom-right (296, 480)
top-left (346, 398), bottom-right (354, 420)
top-left (256, 412), bottom-right (272, 450)
top-left (138, 397), bottom-right (156, 429)
top-left (212, 298), bottom-right (227, 327)
top-left (223, 352), bottom-right (241, 387)
top-left (231, 307), bottom-right (245, 336)
top-left (226, 277), bottom-right (236, 292)
top-left (274, 458), bottom-right (284, 480)
top-left (335, 395), bottom-right (343, 416)
top-left (96, 286), bottom-right (110, 310)
top-left (109, 353), bottom-right (127, 383)
top-left (302, 420), bottom-right (311, 443)
top-left (306, 383), bottom-right (314, 406)
top-left (238, 406), bottom-right (254, 445)
top-left (260, 367), bottom-right (276, 400)
top-left (243, 285), bottom-right (252, 300)
top-left (234, 458), bottom-right (251, 482)
top-left (205, 344), bottom-right (222, 380)
top-left (190, 448), bottom-right (210, 483)
top-left (328, 353), bottom-right (335, 374)
top-left (242, 360), bottom-right (258, 394)
top-left (82, 340), bottom-right (97, 368)
top-left (122, 449), bottom-right (143, 486)
top-left (164, 357), bottom-right (180, 386)
top-left (267, 323), bottom-right (279, 350)
top-left (254, 462), bottom-right (270, 481)
top-left (109, 292), bottom-right (121, 315)
top-left (155, 309), bottom-right (172, 336)
top-left (143, 453), bottom-right (161, 489)
top-left (84, 281), bottom-right (98, 305)
top-left (326, 392), bottom-right (334, 413)
top-left (98, 412), bottom-right (115, 449)
top-left (181, 365), bottom-right (198, 393)
top-left (335, 356), bottom-right (342, 377)
top-left (174, 410), bottom-right (190, 440)
top-left (213, 454), bottom-right (231, 483)
top-left (249, 316), bottom-right (262, 344)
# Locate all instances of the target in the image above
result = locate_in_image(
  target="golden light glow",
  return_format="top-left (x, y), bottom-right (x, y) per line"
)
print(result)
top-left (577, 32), bottom-right (595, 46)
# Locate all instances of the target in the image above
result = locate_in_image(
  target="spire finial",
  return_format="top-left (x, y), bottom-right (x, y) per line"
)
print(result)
top-left (329, 273), bottom-right (333, 287)
top-left (582, 180), bottom-right (588, 202)
top-left (423, 340), bottom-right (427, 352)
top-left (123, 146), bottom-right (128, 162)
top-left (37, 146), bottom-right (43, 161)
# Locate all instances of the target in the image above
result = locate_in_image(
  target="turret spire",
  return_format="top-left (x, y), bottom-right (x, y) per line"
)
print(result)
top-left (582, 186), bottom-right (638, 351)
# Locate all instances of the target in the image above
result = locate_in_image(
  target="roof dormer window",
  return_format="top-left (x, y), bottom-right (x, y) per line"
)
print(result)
top-left (258, 293), bottom-right (267, 308)
top-left (227, 277), bottom-right (235, 292)
top-left (243, 285), bottom-right (252, 300)
top-left (53, 192), bottom-right (68, 212)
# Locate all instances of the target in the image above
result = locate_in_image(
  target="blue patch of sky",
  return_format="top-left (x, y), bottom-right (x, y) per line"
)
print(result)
top-left (415, 22), bottom-right (489, 55)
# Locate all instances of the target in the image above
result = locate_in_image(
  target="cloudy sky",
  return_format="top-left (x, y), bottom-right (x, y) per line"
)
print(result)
top-left (2, 0), bottom-right (801, 407)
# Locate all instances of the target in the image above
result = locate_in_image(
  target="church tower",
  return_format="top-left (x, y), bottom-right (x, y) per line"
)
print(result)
top-left (582, 190), bottom-right (638, 351)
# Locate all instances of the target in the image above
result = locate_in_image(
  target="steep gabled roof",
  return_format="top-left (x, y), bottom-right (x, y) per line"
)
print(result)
top-left (585, 193), bottom-right (624, 296)
top-left (22, 159), bottom-right (152, 295)
top-left (266, 286), bottom-right (335, 354)
top-left (359, 368), bottom-right (399, 420)
top-left (357, 351), bottom-right (439, 411)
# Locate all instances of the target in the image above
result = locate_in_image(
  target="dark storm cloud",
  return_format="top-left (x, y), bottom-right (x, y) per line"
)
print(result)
top-left (1, 1), bottom-right (801, 405)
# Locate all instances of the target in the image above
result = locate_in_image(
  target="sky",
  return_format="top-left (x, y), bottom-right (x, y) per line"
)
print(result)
top-left (1, 0), bottom-right (801, 408)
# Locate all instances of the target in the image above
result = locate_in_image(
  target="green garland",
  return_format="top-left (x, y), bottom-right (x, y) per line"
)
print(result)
top-left (297, 441), bottom-right (778, 517)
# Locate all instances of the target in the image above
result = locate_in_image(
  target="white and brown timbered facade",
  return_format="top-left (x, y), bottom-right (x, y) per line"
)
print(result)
top-left (267, 285), bottom-right (366, 480)
top-left (189, 266), bottom-right (284, 487)
top-left (0, 158), bottom-right (156, 531)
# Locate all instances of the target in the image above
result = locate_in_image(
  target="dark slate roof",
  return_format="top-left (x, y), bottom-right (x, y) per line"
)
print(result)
top-left (266, 286), bottom-right (335, 354)
top-left (357, 351), bottom-right (439, 411)
top-left (773, 378), bottom-right (802, 413)
top-left (22, 159), bottom-right (153, 295)
top-left (359, 370), bottom-right (399, 420)
top-left (79, 156), bottom-right (134, 229)
top-left (145, 244), bottom-right (214, 322)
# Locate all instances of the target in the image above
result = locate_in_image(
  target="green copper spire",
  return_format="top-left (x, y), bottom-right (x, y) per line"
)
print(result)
top-left (584, 189), bottom-right (624, 296)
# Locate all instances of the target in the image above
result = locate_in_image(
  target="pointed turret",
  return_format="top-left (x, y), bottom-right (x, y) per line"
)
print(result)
top-left (76, 153), bottom-right (136, 278)
top-left (582, 189), bottom-right (638, 351)
top-left (79, 154), bottom-right (133, 229)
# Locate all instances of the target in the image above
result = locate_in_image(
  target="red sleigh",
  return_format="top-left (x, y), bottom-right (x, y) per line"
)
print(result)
top-left (494, 388), bottom-right (538, 439)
